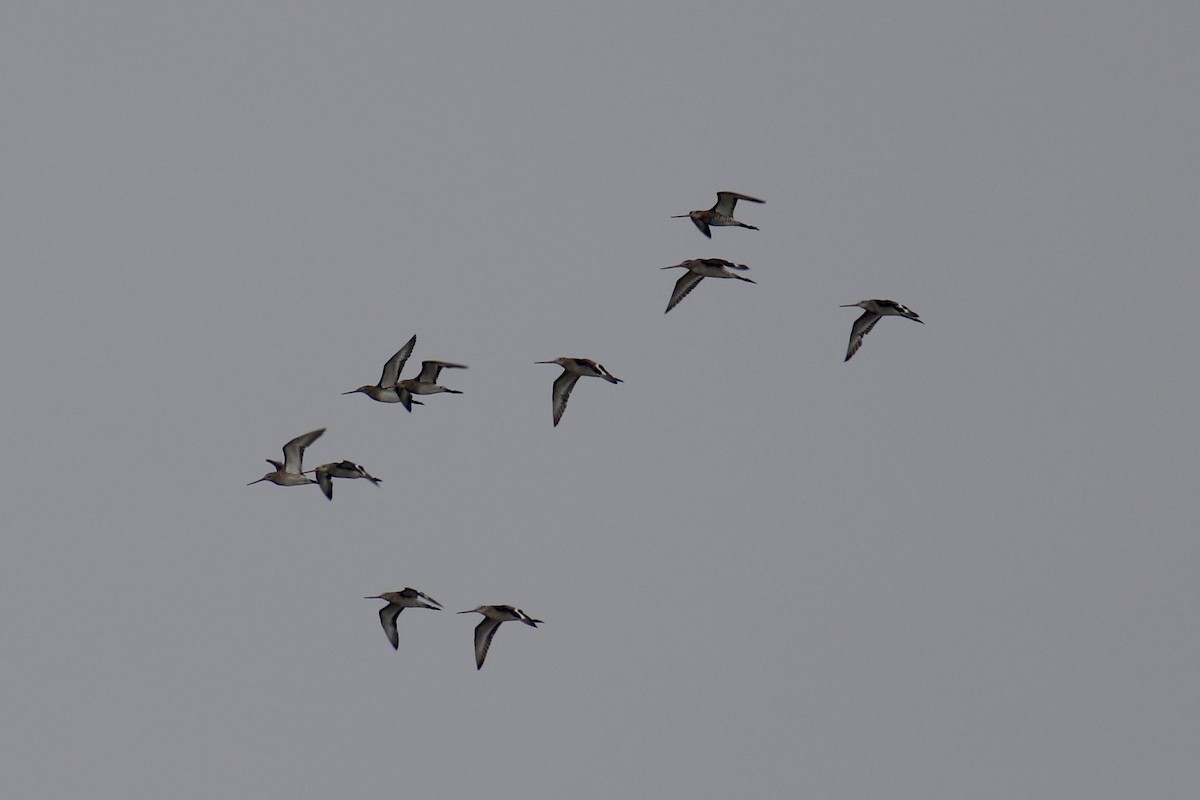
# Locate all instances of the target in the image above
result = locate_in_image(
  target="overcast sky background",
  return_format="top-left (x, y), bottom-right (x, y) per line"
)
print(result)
top-left (3, 2), bottom-right (1199, 798)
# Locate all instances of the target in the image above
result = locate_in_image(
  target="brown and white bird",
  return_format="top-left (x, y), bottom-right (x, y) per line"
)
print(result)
top-left (392, 359), bottom-right (468, 411)
top-left (840, 299), bottom-right (924, 362)
top-left (342, 335), bottom-right (423, 407)
top-left (661, 258), bottom-right (755, 313)
top-left (534, 357), bottom-right (622, 426)
top-left (457, 605), bottom-right (543, 670)
top-left (365, 589), bottom-right (443, 650)
top-left (247, 428), bottom-right (325, 488)
top-left (307, 460), bottom-right (381, 500)
top-left (672, 191), bottom-right (764, 238)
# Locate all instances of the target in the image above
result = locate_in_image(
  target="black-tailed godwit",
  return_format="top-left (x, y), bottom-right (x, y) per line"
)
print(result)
top-left (247, 428), bottom-right (325, 488)
top-left (457, 605), bottom-right (543, 670)
top-left (840, 299), bottom-right (924, 362)
top-left (662, 258), bottom-right (755, 313)
top-left (365, 589), bottom-right (443, 650)
top-left (672, 191), bottom-right (764, 238)
top-left (535, 357), bottom-right (622, 427)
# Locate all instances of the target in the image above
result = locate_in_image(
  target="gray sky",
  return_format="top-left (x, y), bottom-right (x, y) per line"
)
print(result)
top-left (3, 2), bottom-right (1199, 798)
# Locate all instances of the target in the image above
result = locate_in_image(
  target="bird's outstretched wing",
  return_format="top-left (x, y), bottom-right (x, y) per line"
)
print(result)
top-left (845, 312), bottom-right (881, 362)
top-left (473, 618), bottom-right (502, 670)
top-left (713, 191), bottom-right (765, 216)
top-left (378, 604), bottom-right (402, 650)
top-left (551, 371), bottom-right (581, 426)
top-left (282, 428), bottom-right (325, 474)
top-left (379, 335), bottom-right (417, 387)
top-left (666, 271), bottom-right (705, 314)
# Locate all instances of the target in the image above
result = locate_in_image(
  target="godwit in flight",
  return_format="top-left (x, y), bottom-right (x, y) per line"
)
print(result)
top-left (393, 360), bottom-right (468, 411)
top-left (247, 428), bottom-right (325, 488)
top-left (535, 357), bottom-right (622, 426)
top-left (457, 605), bottom-right (543, 670)
top-left (840, 299), bottom-right (924, 362)
top-left (365, 589), bottom-right (443, 650)
top-left (341, 335), bottom-right (423, 408)
top-left (661, 258), bottom-right (755, 313)
top-left (307, 460), bottom-right (381, 501)
top-left (672, 191), bottom-right (764, 238)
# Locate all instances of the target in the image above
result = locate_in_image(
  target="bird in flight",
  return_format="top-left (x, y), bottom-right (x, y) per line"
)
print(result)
top-left (840, 299), bottom-right (924, 362)
top-left (535, 357), bottom-right (622, 426)
top-left (307, 460), bottom-right (381, 500)
top-left (342, 335), bottom-right (422, 407)
top-left (457, 605), bottom-right (543, 670)
top-left (672, 191), bottom-right (764, 238)
top-left (661, 258), bottom-right (755, 313)
top-left (365, 589), bottom-right (443, 650)
top-left (247, 428), bottom-right (325, 488)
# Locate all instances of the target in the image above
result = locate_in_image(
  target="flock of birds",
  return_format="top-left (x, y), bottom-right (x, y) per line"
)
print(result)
top-left (248, 190), bottom-right (924, 669)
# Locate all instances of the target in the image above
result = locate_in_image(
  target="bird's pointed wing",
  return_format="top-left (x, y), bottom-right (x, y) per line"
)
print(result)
top-left (474, 618), bottom-right (502, 670)
top-left (714, 191), bottom-right (764, 215)
top-left (514, 608), bottom-right (543, 626)
top-left (845, 312), bottom-right (881, 362)
top-left (380, 335), bottom-right (417, 387)
top-left (417, 360), bottom-right (469, 383)
top-left (282, 428), bottom-right (325, 473)
top-left (399, 388), bottom-right (415, 412)
top-left (414, 590), bottom-right (442, 609)
top-left (877, 299), bottom-right (923, 322)
top-left (594, 363), bottom-right (622, 384)
top-left (666, 271), bottom-right (705, 313)
top-left (316, 468), bottom-right (333, 500)
top-left (416, 360), bottom-right (442, 384)
top-left (378, 605), bottom-right (402, 650)
top-left (692, 216), bottom-right (712, 238)
top-left (551, 371), bottom-right (581, 427)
